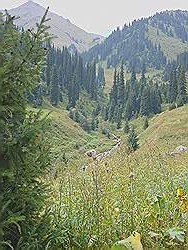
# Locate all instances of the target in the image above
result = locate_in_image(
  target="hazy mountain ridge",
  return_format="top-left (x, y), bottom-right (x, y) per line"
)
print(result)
top-left (6, 0), bottom-right (104, 52)
top-left (83, 9), bottom-right (188, 72)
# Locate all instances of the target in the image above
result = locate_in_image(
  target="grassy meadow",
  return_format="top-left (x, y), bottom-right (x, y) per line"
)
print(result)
top-left (43, 105), bottom-right (188, 249)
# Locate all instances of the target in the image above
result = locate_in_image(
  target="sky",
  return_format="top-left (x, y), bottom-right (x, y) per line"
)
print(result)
top-left (1, 0), bottom-right (188, 36)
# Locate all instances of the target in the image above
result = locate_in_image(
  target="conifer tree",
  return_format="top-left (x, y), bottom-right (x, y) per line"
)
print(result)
top-left (117, 108), bottom-right (122, 129)
top-left (140, 86), bottom-right (150, 116)
top-left (124, 120), bottom-right (130, 134)
top-left (109, 69), bottom-right (118, 120)
top-left (50, 66), bottom-right (60, 106)
top-left (143, 116), bottom-right (149, 130)
top-left (150, 84), bottom-right (161, 114)
top-left (176, 65), bottom-right (187, 105)
top-left (168, 69), bottom-right (178, 103)
top-left (118, 61), bottom-right (125, 106)
top-left (97, 65), bottom-right (106, 87)
top-left (127, 127), bottom-right (139, 152)
top-left (0, 10), bottom-right (51, 248)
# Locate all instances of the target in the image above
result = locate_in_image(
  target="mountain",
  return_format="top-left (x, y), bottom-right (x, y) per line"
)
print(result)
top-left (83, 10), bottom-right (188, 72)
top-left (6, 0), bottom-right (103, 52)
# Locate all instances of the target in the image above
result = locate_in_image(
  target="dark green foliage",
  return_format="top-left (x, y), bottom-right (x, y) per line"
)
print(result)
top-left (81, 118), bottom-right (91, 133)
top-left (127, 127), bottom-right (139, 152)
top-left (0, 10), bottom-right (52, 249)
top-left (69, 100), bottom-right (101, 133)
top-left (118, 61), bottom-right (125, 106)
top-left (176, 66), bottom-right (187, 104)
top-left (97, 65), bottom-right (106, 87)
top-left (50, 66), bottom-right (60, 106)
top-left (176, 95), bottom-right (184, 107)
top-left (108, 69), bottom-right (118, 121)
top-left (43, 45), bottom-right (101, 108)
top-left (91, 117), bottom-right (99, 131)
top-left (150, 84), bottom-right (162, 114)
top-left (117, 117), bottom-right (122, 129)
top-left (28, 85), bottom-right (43, 107)
top-left (167, 65), bottom-right (187, 107)
top-left (92, 103), bottom-right (101, 117)
top-left (124, 120), bottom-right (130, 134)
top-left (108, 67), bottom-right (162, 123)
top-left (143, 116), bottom-right (149, 130)
top-left (177, 52), bottom-right (188, 71)
top-left (168, 69), bottom-right (178, 103)
top-left (140, 86), bottom-right (151, 116)
top-left (102, 127), bottom-right (111, 138)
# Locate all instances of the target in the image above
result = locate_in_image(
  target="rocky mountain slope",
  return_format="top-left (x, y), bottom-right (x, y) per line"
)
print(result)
top-left (7, 1), bottom-right (103, 52)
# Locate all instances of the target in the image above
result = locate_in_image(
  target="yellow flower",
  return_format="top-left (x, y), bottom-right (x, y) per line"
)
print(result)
top-left (112, 231), bottom-right (143, 250)
top-left (177, 187), bottom-right (187, 214)
top-left (177, 188), bottom-right (185, 197)
top-left (179, 200), bottom-right (187, 214)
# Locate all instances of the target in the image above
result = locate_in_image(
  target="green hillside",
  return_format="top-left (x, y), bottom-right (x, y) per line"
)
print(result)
top-left (1, 6), bottom-right (188, 250)
top-left (37, 103), bottom-right (116, 168)
top-left (83, 10), bottom-right (188, 72)
top-left (48, 102), bottom-right (188, 249)
top-left (139, 104), bottom-right (188, 150)
top-left (148, 26), bottom-right (188, 60)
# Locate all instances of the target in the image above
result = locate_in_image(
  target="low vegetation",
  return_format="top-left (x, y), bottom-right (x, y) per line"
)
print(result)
top-left (0, 8), bottom-right (188, 250)
top-left (39, 105), bottom-right (187, 249)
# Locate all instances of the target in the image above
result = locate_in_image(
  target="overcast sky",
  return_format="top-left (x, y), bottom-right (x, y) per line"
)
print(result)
top-left (1, 0), bottom-right (188, 36)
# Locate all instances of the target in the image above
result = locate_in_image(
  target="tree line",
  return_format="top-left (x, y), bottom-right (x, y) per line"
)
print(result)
top-left (102, 62), bottom-right (187, 128)
top-left (105, 63), bottom-right (161, 126)
top-left (29, 44), bottom-right (106, 108)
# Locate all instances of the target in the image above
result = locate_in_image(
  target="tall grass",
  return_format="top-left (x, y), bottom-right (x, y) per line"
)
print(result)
top-left (45, 144), bottom-right (188, 249)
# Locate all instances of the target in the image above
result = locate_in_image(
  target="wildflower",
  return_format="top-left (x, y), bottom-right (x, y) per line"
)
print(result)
top-left (129, 172), bottom-right (135, 179)
top-left (177, 187), bottom-right (188, 214)
top-left (112, 231), bottom-right (143, 250)
top-left (114, 207), bottom-right (120, 213)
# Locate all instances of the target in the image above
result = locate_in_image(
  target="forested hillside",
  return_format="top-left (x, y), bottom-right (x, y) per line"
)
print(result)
top-left (29, 44), bottom-right (105, 108)
top-left (83, 10), bottom-right (188, 72)
top-left (0, 4), bottom-right (188, 250)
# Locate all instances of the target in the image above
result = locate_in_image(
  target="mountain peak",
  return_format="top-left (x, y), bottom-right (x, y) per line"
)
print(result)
top-left (13, 0), bottom-right (45, 12)
top-left (8, 1), bottom-right (103, 52)
top-left (22, 1), bottom-right (43, 7)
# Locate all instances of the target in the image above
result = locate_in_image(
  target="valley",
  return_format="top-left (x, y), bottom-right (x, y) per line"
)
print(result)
top-left (0, 1), bottom-right (188, 249)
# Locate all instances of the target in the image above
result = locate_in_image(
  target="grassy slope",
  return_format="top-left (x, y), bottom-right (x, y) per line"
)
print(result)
top-left (147, 26), bottom-right (188, 60)
top-left (139, 104), bottom-right (188, 151)
top-left (38, 102), bottom-right (115, 168)
top-left (48, 104), bottom-right (188, 249)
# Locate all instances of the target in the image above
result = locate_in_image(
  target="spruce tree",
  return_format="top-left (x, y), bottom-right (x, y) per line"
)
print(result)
top-left (118, 61), bottom-right (125, 106)
top-left (168, 69), bottom-right (178, 103)
top-left (177, 65), bottom-right (187, 104)
top-left (127, 127), bottom-right (139, 152)
top-left (117, 108), bottom-right (122, 129)
top-left (109, 68), bottom-right (118, 120)
top-left (0, 9), bottom-right (51, 248)
top-left (97, 65), bottom-right (106, 87)
top-left (143, 116), bottom-right (149, 130)
top-left (50, 66), bottom-right (60, 106)
top-left (150, 84), bottom-right (161, 114)
top-left (124, 120), bottom-right (130, 134)
top-left (140, 86), bottom-right (150, 116)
